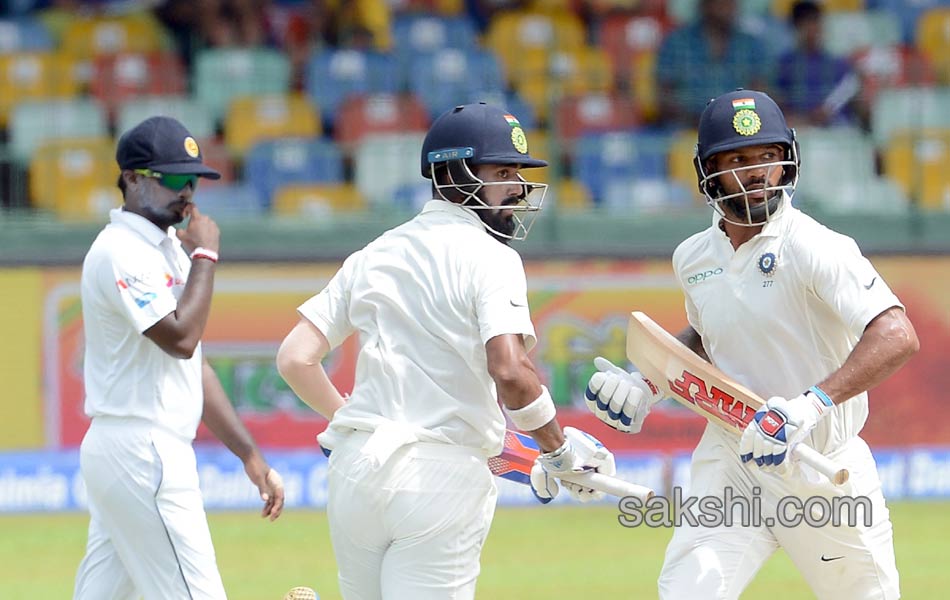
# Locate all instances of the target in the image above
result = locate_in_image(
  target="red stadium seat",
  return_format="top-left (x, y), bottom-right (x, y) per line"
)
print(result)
top-left (598, 14), bottom-right (669, 86)
top-left (554, 93), bottom-right (640, 147)
top-left (852, 45), bottom-right (937, 107)
top-left (90, 52), bottom-right (186, 120)
top-left (333, 93), bottom-right (430, 154)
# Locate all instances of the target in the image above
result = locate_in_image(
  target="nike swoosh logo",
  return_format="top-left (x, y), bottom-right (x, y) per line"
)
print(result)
top-left (509, 300), bottom-right (527, 308)
top-left (864, 277), bottom-right (877, 290)
top-left (820, 555), bottom-right (844, 562)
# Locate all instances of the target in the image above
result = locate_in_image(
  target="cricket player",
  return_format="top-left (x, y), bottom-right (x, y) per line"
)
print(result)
top-left (75, 116), bottom-right (285, 600)
top-left (584, 89), bottom-right (918, 599)
top-left (276, 102), bottom-right (616, 600)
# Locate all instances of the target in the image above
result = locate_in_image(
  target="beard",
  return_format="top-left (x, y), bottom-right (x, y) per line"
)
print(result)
top-left (723, 189), bottom-right (783, 224)
top-left (139, 202), bottom-right (186, 231)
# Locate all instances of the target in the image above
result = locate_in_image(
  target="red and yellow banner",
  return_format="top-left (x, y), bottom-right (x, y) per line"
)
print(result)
top-left (29, 257), bottom-right (950, 452)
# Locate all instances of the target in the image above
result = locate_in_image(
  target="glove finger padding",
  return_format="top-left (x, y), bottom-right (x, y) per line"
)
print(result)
top-left (529, 461), bottom-right (558, 504)
top-left (561, 427), bottom-right (617, 502)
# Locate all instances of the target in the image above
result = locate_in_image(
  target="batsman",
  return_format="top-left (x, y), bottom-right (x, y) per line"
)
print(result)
top-left (585, 89), bottom-right (918, 599)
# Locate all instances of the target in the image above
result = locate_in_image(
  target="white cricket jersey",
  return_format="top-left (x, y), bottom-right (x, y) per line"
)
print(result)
top-left (80, 208), bottom-right (203, 441)
top-left (672, 198), bottom-right (902, 452)
top-left (298, 200), bottom-right (537, 456)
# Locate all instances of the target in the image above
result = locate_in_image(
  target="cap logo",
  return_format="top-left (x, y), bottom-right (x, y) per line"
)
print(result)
top-left (184, 136), bottom-right (200, 158)
top-left (733, 109), bottom-right (761, 136)
top-left (511, 126), bottom-right (528, 154)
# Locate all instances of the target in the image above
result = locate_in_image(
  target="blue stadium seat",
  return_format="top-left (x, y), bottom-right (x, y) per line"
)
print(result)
top-left (407, 49), bottom-right (505, 119)
top-left (243, 138), bottom-right (344, 209)
top-left (193, 183), bottom-right (264, 220)
top-left (304, 49), bottom-right (400, 125)
top-left (572, 130), bottom-right (673, 204)
top-left (0, 18), bottom-right (53, 52)
top-left (392, 14), bottom-right (478, 55)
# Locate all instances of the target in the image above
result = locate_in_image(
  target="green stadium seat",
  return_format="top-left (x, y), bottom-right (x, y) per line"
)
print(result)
top-left (115, 95), bottom-right (215, 140)
top-left (193, 48), bottom-right (291, 124)
top-left (9, 99), bottom-right (107, 163)
top-left (353, 133), bottom-right (427, 207)
top-left (870, 87), bottom-right (950, 146)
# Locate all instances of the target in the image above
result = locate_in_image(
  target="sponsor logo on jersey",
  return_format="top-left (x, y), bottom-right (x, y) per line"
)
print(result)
top-left (686, 267), bottom-right (724, 285)
top-left (134, 292), bottom-right (157, 308)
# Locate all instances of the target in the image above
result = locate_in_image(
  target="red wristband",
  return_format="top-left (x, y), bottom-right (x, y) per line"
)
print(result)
top-left (190, 247), bottom-right (219, 263)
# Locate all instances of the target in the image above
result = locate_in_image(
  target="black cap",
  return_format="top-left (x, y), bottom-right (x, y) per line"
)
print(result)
top-left (116, 116), bottom-right (221, 179)
top-left (421, 103), bottom-right (547, 178)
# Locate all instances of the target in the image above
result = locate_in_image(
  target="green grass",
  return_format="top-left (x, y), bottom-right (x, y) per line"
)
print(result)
top-left (1, 502), bottom-right (946, 599)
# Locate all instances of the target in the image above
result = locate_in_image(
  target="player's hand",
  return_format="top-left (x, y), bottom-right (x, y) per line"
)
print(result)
top-left (243, 454), bottom-right (285, 521)
top-left (529, 427), bottom-right (616, 504)
top-left (176, 205), bottom-right (220, 254)
top-left (739, 391), bottom-right (833, 472)
top-left (584, 356), bottom-right (663, 434)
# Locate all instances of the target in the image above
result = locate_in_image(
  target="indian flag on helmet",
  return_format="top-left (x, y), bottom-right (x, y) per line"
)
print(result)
top-left (503, 113), bottom-right (521, 127)
top-left (732, 98), bottom-right (756, 112)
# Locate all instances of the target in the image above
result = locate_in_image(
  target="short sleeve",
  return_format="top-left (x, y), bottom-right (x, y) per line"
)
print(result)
top-left (298, 253), bottom-right (357, 349)
top-left (107, 247), bottom-right (178, 333)
top-left (473, 248), bottom-right (537, 351)
top-left (804, 234), bottom-right (903, 337)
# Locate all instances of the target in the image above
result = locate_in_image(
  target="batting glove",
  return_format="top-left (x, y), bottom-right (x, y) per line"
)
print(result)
top-left (529, 427), bottom-right (616, 504)
top-left (739, 390), bottom-right (834, 472)
top-left (584, 356), bottom-right (663, 434)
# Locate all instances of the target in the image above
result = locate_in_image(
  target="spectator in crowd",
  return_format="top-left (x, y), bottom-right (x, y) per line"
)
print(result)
top-left (773, 0), bottom-right (859, 127)
top-left (654, 0), bottom-right (771, 126)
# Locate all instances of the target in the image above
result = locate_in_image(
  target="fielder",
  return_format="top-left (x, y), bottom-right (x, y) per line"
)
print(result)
top-left (585, 89), bottom-right (918, 599)
top-left (276, 103), bottom-right (616, 600)
top-left (74, 116), bottom-right (285, 600)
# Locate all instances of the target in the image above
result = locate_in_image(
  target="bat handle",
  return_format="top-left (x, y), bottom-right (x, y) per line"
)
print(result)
top-left (792, 444), bottom-right (850, 486)
top-left (560, 471), bottom-right (655, 501)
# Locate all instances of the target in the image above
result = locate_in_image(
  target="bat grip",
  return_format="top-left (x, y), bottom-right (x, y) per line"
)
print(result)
top-left (560, 471), bottom-right (655, 501)
top-left (792, 444), bottom-right (850, 486)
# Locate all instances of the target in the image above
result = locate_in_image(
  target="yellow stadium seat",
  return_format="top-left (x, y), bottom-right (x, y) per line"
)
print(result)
top-left (60, 15), bottom-right (165, 58)
top-left (630, 51), bottom-right (658, 122)
top-left (224, 94), bottom-right (320, 157)
top-left (511, 46), bottom-right (615, 124)
top-left (29, 137), bottom-right (121, 219)
top-left (272, 183), bottom-right (366, 216)
top-left (883, 129), bottom-right (950, 210)
top-left (0, 52), bottom-right (81, 126)
top-left (486, 10), bottom-right (586, 80)
top-left (552, 178), bottom-right (593, 211)
top-left (523, 128), bottom-right (552, 184)
top-left (668, 129), bottom-right (704, 205)
top-left (917, 8), bottom-right (950, 82)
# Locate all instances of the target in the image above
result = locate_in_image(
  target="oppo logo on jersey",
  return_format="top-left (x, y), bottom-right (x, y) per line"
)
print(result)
top-left (686, 268), bottom-right (724, 285)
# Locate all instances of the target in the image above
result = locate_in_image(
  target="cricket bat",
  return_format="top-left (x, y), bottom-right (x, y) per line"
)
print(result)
top-left (626, 311), bottom-right (849, 485)
top-left (490, 429), bottom-right (654, 501)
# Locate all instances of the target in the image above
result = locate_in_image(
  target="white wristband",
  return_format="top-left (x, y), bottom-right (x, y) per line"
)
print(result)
top-left (190, 247), bottom-right (219, 263)
top-left (504, 386), bottom-right (556, 431)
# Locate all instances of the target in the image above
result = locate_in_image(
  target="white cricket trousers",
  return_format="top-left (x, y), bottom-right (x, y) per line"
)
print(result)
top-left (73, 417), bottom-right (227, 600)
top-left (658, 426), bottom-right (899, 600)
top-left (326, 431), bottom-right (497, 600)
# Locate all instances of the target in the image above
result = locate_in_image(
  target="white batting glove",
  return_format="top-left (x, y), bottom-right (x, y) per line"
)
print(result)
top-left (584, 356), bottom-right (663, 434)
top-left (529, 427), bottom-right (616, 504)
top-left (739, 390), bottom-right (834, 472)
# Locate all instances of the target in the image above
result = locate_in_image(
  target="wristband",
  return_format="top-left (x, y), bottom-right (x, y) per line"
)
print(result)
top-left (504, 386), bottom-right (556, 431)
top-left (190, 247), bottom-right (219, 263)
top-left (808, 385), bottom-right (834, 408)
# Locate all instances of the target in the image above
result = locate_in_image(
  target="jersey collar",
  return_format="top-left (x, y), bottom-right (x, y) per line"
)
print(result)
top-left (109, 207), bottom-right (175, 247)
top-left (421, 199), bottom-right (487, 231)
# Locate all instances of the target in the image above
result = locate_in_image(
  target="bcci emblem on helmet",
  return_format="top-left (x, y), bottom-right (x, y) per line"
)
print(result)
top-left (733, 109), bottom-right (761, 136)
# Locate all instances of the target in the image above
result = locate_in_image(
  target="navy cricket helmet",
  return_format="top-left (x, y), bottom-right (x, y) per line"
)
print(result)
top-left (419, 103), bottom-right (549, 242)
top-left (421, 102), bottom-right (547, 178)
top-left (693, 89), bottom-right (800, 226)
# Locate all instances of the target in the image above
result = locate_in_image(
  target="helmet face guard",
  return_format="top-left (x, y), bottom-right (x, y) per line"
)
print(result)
top-left (694, 140), bottom-right (800, 227)
top-left (693, 89), bottom-right (801, 227)
top-left (421, 103), bottom-right (548, 241)
top-left (428, 150), bottom-right (548, 241)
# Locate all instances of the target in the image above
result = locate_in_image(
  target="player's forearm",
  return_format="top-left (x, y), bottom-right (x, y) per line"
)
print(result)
top-left (817, 306), bottom-right (919, 404)
top-left (200, 359), bottom-right (261, 462)
top-left (165, 261), bottom-right (217, 352)
top-left (276, 320), bottom-right (346, 419)
top-left (278, 359), bottom-right (346, 419)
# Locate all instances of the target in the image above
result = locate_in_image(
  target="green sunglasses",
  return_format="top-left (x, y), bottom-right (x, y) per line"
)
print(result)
top-left (134, 168), bottom-right (199, 192)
